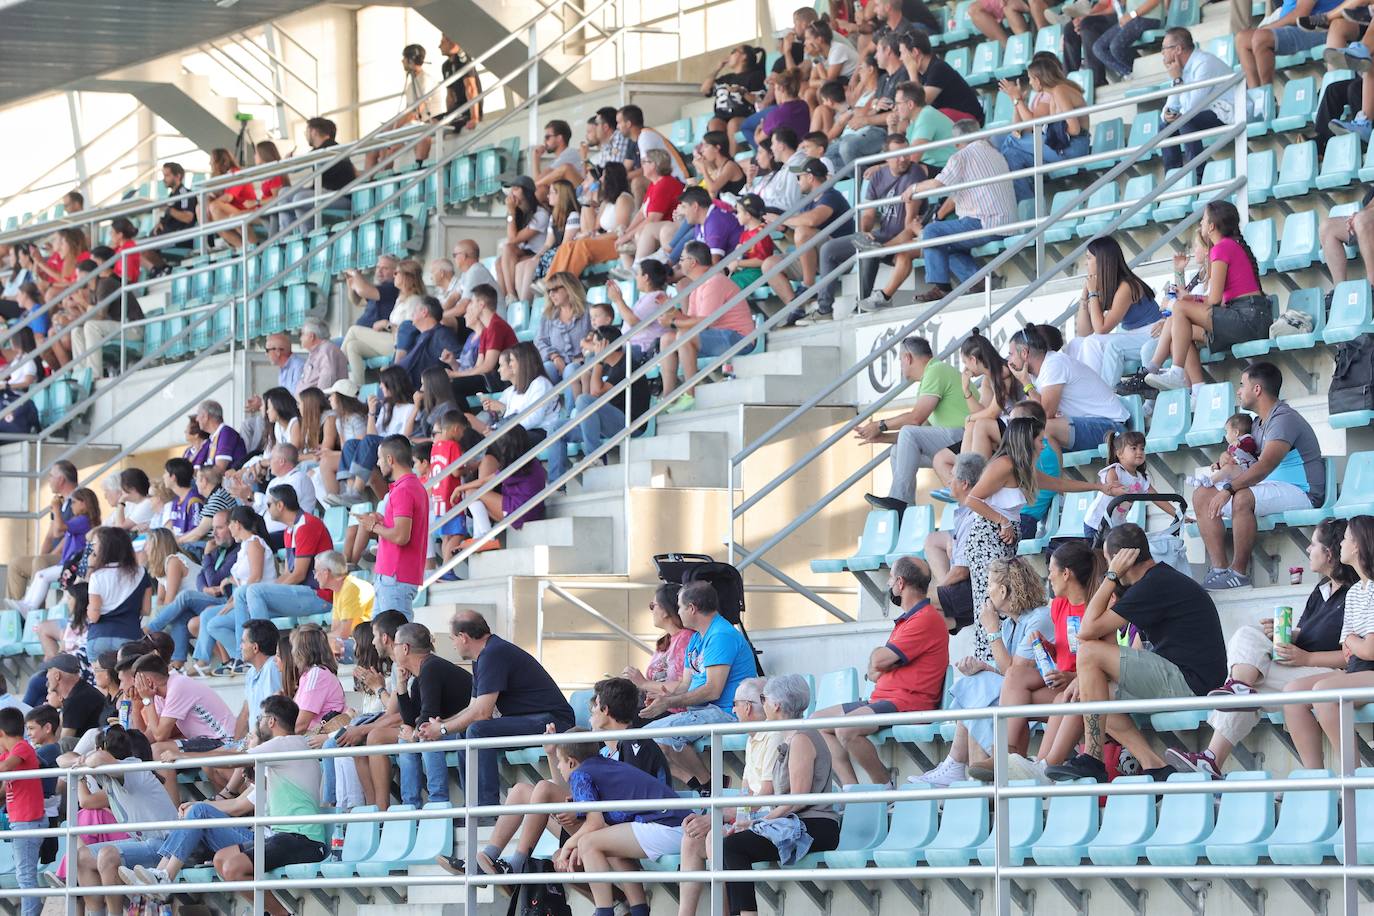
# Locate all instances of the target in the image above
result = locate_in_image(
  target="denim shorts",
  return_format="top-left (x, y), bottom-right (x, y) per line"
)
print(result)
top-left (86, 837), bottom-right (165, 869)
top-left (1270, 25), bottom-right (1327, 56)
top-left (697, 328), bottom-right (746, 359)
top-left (1068, 416), bottom-right (1127, 453)
top-left (641, 704), bottom-right (737, 751)
top-left (1208, 295), bottom-right (1272, 350)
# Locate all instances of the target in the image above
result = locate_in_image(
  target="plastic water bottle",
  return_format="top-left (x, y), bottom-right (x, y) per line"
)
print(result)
top-left (1162, 281), bottom-right (1178, 319)
top-left (331, 824), bottom-right (346, 859)
top-left (1030, 635), bottom-right (1057, 680)
top-left (1066, 616), bottom-right (1082, 655)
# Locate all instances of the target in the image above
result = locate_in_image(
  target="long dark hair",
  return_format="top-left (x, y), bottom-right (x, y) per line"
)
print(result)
top-left (993, 416), bottom-right (1043, 502)
top-left (263, 386), bottom-right (300, 449)
top-left (599, 162), bottom-right (630, 207)
top-left (1205, 200), bottom-right (1263, 295)
top-left (738, 44), bottom-right (766, 74)
top-left (420, 366), bottom-right (458, 421)
top-left (1104, 429), bottom-right (1148, 477)
top-left (1346, 515), bottom-right (1374, 581)
top-left (1050, 540), bottom-right (1105, 592)
top-left (378, 366), bottom-right (415, 429)
top-left (960, 329), bottom-right (1016, 411)
top-left (1314, 518), bottom-right (1358, 588)
top-left (653, 583), bottom-right (683, 653)
top-left (228, 505), bottom-right (271, 545)
top-left (90, 526), bottom-right (138, 575)
top-left (490, 423), bottom-right (533, 468)
top-left (1087, 235), bottom-right (1153, 308)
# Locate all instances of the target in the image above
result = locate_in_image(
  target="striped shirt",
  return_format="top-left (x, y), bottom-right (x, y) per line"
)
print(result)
top-left (933, 139), bottom-right (1018, 231)
top-left (1341, 579), bottom-right (1374, 644)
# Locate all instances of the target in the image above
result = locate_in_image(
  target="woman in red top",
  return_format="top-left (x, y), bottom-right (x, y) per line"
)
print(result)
top-left (32, 227), bottom-right (89, 299)
top-left (205, 147), bottom-right (259, 249)
top-left (109, 218), bottom-right (141, 283)
top-left (999, 540), bottom-right (1100, 781)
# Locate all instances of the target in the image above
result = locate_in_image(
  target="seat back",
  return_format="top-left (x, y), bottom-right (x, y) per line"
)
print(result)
top-left (1284, 287), bottom-right (1326, 336)
top-left (371, 803), bottom-right (419, 864)
top-left (1279, 139), bottom-right (1317, 184)
top-left (1189, 382), bottom-right (1234, 445)
top-left (407, 802), bottom-right (455, 861)
top-left (855, 509), bottom-right (900, 558)
top-left (1035, 25), bottom-right (1064, 56)
top-left (970, 41), bottom-right (1000, 80)
top-left (1242, 218), bottom-right (1276, 272)
top-left (1278, 77), bottom-right (1315, 120)
top-left (1276, 210), bottom-right (1319, 264)
top-left (1147, 388), bottom-right (1190, 450)
top-left (892, 505), bottom-right (936, 557)
top-left (877, 794), bottom-right (939, 851)
top-left (1004, 781), bottom-right (1046, 849)
top-left (0, 609), bottom-right (22, 651)
top-left (1055, 491), bottom-right (1096, 536)
top-left (1329, 280), bottom-right (1373, 335)
top-left (1247, 148), bottom-right (1277, 204)
top-left (1001, 33), bottom-right (1032, 72)
top-left (813, 667), bottom-right (861, 710)
top-left (1272, 769), bottom-right (1337, 845)
top-left (1207, 771), bottom-right (1275, 846)
top-left (1089, 775), bottom-right (1156, 854)
top-left (571, 688), bottom-right (595, 729)
top-left (1320, 133), bottom-right (1361, 183)
top-left (1127, 113), bottom-right (1158, 154)
top-left (1150, 772), bottom-right (1215, 847)
top-left (1337, 452), bottom-right (1374, 513)
top-left (1092, 118), bottom-right (1123, 156)
top-left (945, 47), bottom-right (971, 78)
top-left (930, 780), bottom-right (990, 850)
top-left (833, 784), bottom-right (889, 851)
top-left (938, 502), bottom-right (959, 531)
top-left (342, 804), bottom-right (383, 863)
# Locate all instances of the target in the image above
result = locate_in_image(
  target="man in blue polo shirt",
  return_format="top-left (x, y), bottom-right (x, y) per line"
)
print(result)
top-left (640, 581), bottom-right (755, 790)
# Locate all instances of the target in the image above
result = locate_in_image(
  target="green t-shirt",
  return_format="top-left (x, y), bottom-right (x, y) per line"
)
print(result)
top-left (258, 735), bottom-right (327, 844)
top-left (906, 106), bottom-right (955, 169)
top-left (916, 358), bottom-right (970, 429)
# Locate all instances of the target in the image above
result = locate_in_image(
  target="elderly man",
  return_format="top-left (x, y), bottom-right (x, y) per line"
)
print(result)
top-left (341, 255), bottom-right (401, 385)
top-left (1159, 28), bottom-right (1234, 178)
top-left (7, 460), bottom-right (77, 600)
top-left (859, 336), bottom-right (970, 512)
top-left (297, 317), bottom-right (348, 394)
top-left (314, 550), bottom-right (374, 661)
top-left (42, 653), bottom-right (106, 746)
top-left (445, 239), bottom-right (500, 325)
top-left (394, 622), bottom-right (473, 805)
top-left (266, 333), bottom-right (304, 393)
top-left (812, 556), bottom-right (948, 786)
top-left (226, 443), bottom-right (316, 540)
top-left (398, 296), bottom-right (461, 387)
top-left (190, 400), bottom-right (248, 470)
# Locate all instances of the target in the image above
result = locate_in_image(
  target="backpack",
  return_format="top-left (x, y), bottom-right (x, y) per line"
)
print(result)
top-left (653, 553), bottom-right (764, 675)
top-left (1330, 332), bottom-right (1374, 414)
top-left (506, 858), bottom-right (572, 916)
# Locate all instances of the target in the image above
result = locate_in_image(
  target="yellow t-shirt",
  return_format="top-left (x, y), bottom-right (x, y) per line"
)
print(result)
top-left (332, 575), bottom-right (375, 633)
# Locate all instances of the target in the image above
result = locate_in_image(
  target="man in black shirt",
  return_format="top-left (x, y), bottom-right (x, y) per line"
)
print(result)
top-left (833, 34), bottom-right (909, 169)
top-left (306, 117), bottom-right (358, 193)
top-left (142, 162), bottom-right (198, 275)
top-left (439, 36), bottom-right (482, 131)
top-left (1047, 524), bottom-right (1226, 783)
top-left (395, 623), bottom-right (472, 806)
top-left (902, 30), bottom-right (985, 125)
top-left (43, 654), bottom-right (106, 747)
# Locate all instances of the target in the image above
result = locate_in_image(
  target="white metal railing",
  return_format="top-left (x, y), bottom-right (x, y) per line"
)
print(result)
top-left (3, 685), bottom-right (1371, 916)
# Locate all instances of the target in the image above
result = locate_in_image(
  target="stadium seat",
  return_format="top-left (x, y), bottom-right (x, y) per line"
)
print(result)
top-left (925, 780), bottom-right (990, 866)
top-left (1273, 210), bottom-right (1320, 272)
top-left (813, 667), bottom-right (861, 712)
top-left (1127, 112), bottom-right (1159, 161)
top-left (1087, 776), bottom-right (1157, 864)
top-left (885, 504), bottom-right (936, 565)
top-left (1091, 117), bottom-right (1124, 165)
top-left (1075, 181), bottom-right (1122, 238)
top-left (1247, 87), bottom-right (1275, 136)
top-left (1278, 457), bottom-right (1337, 527)
top-left (1151, 168), bottom-right (1197, 222)
top-left (1331, 767), bottom-right (1374, 864)
top-left (1246, 149), bottom-right (1276, 205)
top-left (1334, 452), bottom-right (1374, 518)
top-left (353, 804), bottom-right (420, 877)
top-left (1184, 382), bottom-right (1234, 447)
top-left (810, 508), bottom-right (898, 573)
top-left (1034, 24), bottom-right (1064, 57)
top-left (1273, 140), bottom-right (1317, 199)
top-left (1050, 491), bottom-right (1095, 541)
top-left (1203, 771), bottom-right (1276, 864)
top-left (1268, 770), bottom-right (1338, 864)
top-left (1208, 35), bottom-right (1237, 66)
top-left (0, 609), bottom-right (23, 657)
top-left (945, 47), bottom-right (971, 79)
top-left (1325, 279), bottom-right (1374, 342)
top-left (817, 785), bottom-right (889, 867)
top-left (1118, 175), bottom-right (1157, 229)
top-left (870, 793), bottom-right (940, 866)
top-left (986, 91), bottom-right (1016, 129)
top-left (1317, 132), bottom-right (1363, 190)
top-left (1068, 68), bottom-right (1094, 106)
top-left (1029, 779), bottom-right (1100, 865)
top-left (1235, 287), bottom-right (1323, 357)
top-left (1272, 77), bottom-right (1317, 132)
top-left (1145, 772), bottom-right (1215, 865)
top-left (976, 781), bottom-right (1045, 865)
top-left (1017, 494), bottom-right (1060, 555)
top-left (1242, 218), bottom-right (1277, 273)
top-left (968, 42), bottom-right (1000, 86)
top-left (996, 33), bottom-right (1032, 78)
top-left (1145, 388), bottom-right (1190, 454)
top-left (317, 805), bottom-right (384, 878)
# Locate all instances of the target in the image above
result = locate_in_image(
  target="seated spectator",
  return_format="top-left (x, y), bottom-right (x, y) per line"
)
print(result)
top-left (131, 652), bottom-right (236, 801)
top-left (703, 46), bottom-right (767, 153)
top-left (832, 35), bottom-right (907, 168)
top-left (399, 296), bottom-right (461, 388)
top-left (1093, 0), bottom-right (1162, 81)
top-left (640, 582), bottom-right (754, 788)
top-left (228, 444), bottom-right (316, 536)
top-left (893, 81), bottom-right (953, 182)
top-left (742, 142), bottom-right (791, 213)
top-left (522, 181), bottom-right (581, 302)
top-left (330, 367), bottom-right (416, 503)
top-left (1158, 29), bottom-right (1236, 178)
top-left (1237, 0), bottom-right (1336, 89)
top-left (1047, 524), bottom-right (1226, 782)
top-left (815, 557), bottom-right (949, 785)
top-left (203, 148), bottom-right (258, 250)
top-left (16, 485), bottom-right (98, 614)
top-left (531, 119), bottom-right (584, 191)
top-left (262, 333), bottom-right (305, 396)
top-left (444, 239), bottom-right (502, 325)
top-left (930, 333), bottom-right (1021, 490)
top-left (1194, 362), bottom-right (1327, 590)
top-left (549, 163), bottom-right (637, 281)
top-left (753, 69), bottom-right (812, 152)
top-left (340, 255), bottom-right (401, 384)
top-left (496, 176), bottom-right (550, 306)
top-left (74, 244), bottom-right (145, 378)
top-left (0, 671), bottom-right (30, 714)
top-left (434, 610), bottom-right (575, 806)
top-left (606, 258), bottom-right (670, 361)
top-left (144, 510), bottom-right (237, 667)
top-left (902, 30), bottom-right (984, 125)
top-left (237, 618), bottom-right (283, 738)
top-left (1320, 188), bottom-right (1374, 286)
top-left (769, 158), bottom-right (852, 317)
top-left (32, 228), bottom-right (90, 304)
top-left (615, 150), bottom-right (691, 277)
top-left (443, 284), bottom-right (518, 400)
top-left (859, 335), bottom-right (971, 513)
top-left (328, 610), bottom-right (406, 810)
top-left (235, 486), bottom-right (332, 635)
top-left (140, 162), bottom-right (198, 276)
top-left (26, 581), bottom-right (88, 706)
top-left (1168, 519), bottom-right (1355, 778)
top-left (1280, 516), bottom-right (1374, 768)
top-left (997, 56), bottom-right (1089, 201)
top-left (456, 421), bottom-right (548, 538)
top-left (0, 325), bottom-right (42, 397)
top-left (1007, 323), bottom-right (1130, 454)
top-left (6, 461), bottom-right (78, 602)
top-left (86, 526), bottom-right (153, 660)
top-left (720, 674), bottom-right (838, 910)
top-left (389, 260), bottom-right (429, 361)
top-left (534, 271), bottom-right (593, 389)
top-left (1063, 236), bottom-right (1162, 385)
top-left (190, 399), bottom-right (248, 470)
top-left (582, 105), bottom-right (638, 172)
top-left (471, 343), bottom-right (558, 445)
top-left (142, 529), bottom-right (201, 655)
top-left (43, 652), bottom-right (106, 746)
top-left (192, 506), bottom-right (277, 676)
top-left (622, 584), bottom-right (691, 700)
top-left (1083, 431), bottom-right (1180, 537)
top-left (313, 550), bottom-right (374, 661)
top-left (546, 325), bottom-right (652, 481)
top-left (919, 556), bottom-right (1048, 785)
top-left (658, 241), bottom-right (756, 414)
top-left (283, 624), bottom-right (346, 736)
top-left (392, 622), bottom-right (473, 805)
top-left (969, 0), bottom-right (1051, 43)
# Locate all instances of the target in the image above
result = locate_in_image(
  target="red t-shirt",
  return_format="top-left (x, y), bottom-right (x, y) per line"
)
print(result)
top-left (284, 512), bottom-right (333, 602)
top-left (1048, 596), bottom-right (1085, 672)
top-left (740, 226), bottom-right (774, 262)
top-left (869, 601), bottom-right (950, 712)
top-left (261, 175), bottom-right (284, 201)
top-left (376, 472), bottom-right (429, 585)
top-left (643, 176), bottom-right (685, 220)
top-left (223, 170), bottom-right (258, 208)
top-left (479, 314), bottom-right (518, 356)
top-left (113, 239), bottom-right (141, 283)
top-left (1, 740), bottom-right (44, 823)
top-left (429, 439), bottom-right (461, 515)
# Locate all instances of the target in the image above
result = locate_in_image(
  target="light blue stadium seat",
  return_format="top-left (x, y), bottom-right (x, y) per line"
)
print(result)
top-left (1151, 168), bottom-right (1197, 222)
top-left (1145, 388), bottom-right (1190, 454)
top-left (987, 91), bottom-right (1016, 129)
top-left (886, 504), bottom-right (937, 565)
top-left (1279, 456), bottom-right (1337, 527)
top-left (976, 781), bottom-right (1045, 865)
top-left (1145, 772), bottom-right (1215, 865)
top-left (1184, 382), bottom-right (1234, 447)
top-left (1050, 491), bottom-right (1095, 540)
top-left (1207, 35), bottom-right (1237, 66)
top-left (1068, 67), bottom-right (1094, 107)
top-left (1091, 117), bottom-right (1124, 164)
top-left (968, 42), bottom-right (1000, 86)
top-left (0, 610), bottom-right (23, 657)
top-left (1242, 218), bottom-right (1277, 273)
top-left (1318, 132), bottom-right (1363, 190)
top-left (1246, 148), bottom-right (1276, 205)
top-left (1325, 279), bottom-right (1374, 342)
top-left (925, 780), bottom-right (990, 866)
top-left (354, 804), bottom-right (420, 877)
top-left (886, 667), bottom-right (953, 745)
top-left (1331, 766), bottom-right (1374, 864)
top-left (945, 47), bottom-right (971, 79)
top-left (1017, 493), bottom-right (1060, 555)
top-left (1273, 210), bottom-right (1320, 272)
top-left (811, 509), bottom-right (899, 573)
top-left (813, 667), bottom-right (861, 712)
top-left (1236, 287), bottom-right (1322, 357)
top-left (1127, 112), bottom-right (1159, 160)
top-left (1203, 771), bottom-right (1276, 864)
top-left (1075, 182), bottom-right (1121, 239)
top-left (1268, 769), bottom-right (1338, 864)
top-left (317, 805), bottom-right (383, 878)
top-left (871, 793), bottom-right (940, 866)
top-left (669, 118), bottom-right (692, 149)
top-left (1360, 141), bottom-right (1374, 183)
top-left (1029, 779), bottom-right (1099, 865)
top-left (996, 33), bottom-right (1032, 78)
top-left (1273, 140), bottom-right (1318, 199)
top-left (1272, 77), bottom-right (1317, 132)
top-left (1335, 452), bottom-right (1374, 518)
top-left (1117, 175), bottom-right (1157, 229)
top-left (1035, 24), bottom-right (1064, 56)
top-left (1044, 191), bottom-right (1082, 242)
top-left (1247, 87), bottom-right (1275, 137)
top-left (818, 785), bottom-right (890, 867)
top-left (1087, 776), bottom-right (1157, 864)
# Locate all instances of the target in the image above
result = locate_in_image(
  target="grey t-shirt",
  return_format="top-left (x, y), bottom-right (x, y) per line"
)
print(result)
top-left (100, 756), bottom-right (180, 841)
top-left (1254, 400), bottom-right (1325, 506)
top-left (549, 146), bottom-right (584, 180)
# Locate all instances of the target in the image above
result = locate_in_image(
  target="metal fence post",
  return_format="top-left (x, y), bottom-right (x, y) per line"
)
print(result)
top-left (465, 743), bottom-right (480, 915)
top-left (528, 24), bottom-right (541, 149)
top-left (1339, 696), bottom-right (1357, 916)
top-left (253, 758), bottom-right (267, 916)
top-left (993, 711), bottom-right (1011, 916)
top-left (709, 733), bottom-right (724, 916)
top-left (1032, 122), bottom-right (1044, 276)
top-left (64, 771), bottom-right (78, 916)
top-left (1234, 78), bottom-right (1250, 226)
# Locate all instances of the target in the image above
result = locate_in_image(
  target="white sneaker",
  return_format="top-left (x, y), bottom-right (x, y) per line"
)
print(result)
top-left (133, 865), bottom-right (172, 895)
top-left (857, 292), bottom-right (891, 312)
top-left (1005, 753), bottom-right (1049, 784)
top-left (1145, 365), bottom-right (1187, 391)
top-left (916, 757), bottom-right (967, 788)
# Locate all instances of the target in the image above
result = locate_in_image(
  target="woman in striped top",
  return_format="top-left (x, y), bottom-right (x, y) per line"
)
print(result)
top-left (1283, 514), bottom-right (1374, 769)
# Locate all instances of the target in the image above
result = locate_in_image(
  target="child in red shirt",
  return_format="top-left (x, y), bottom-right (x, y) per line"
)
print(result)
top-left (728, 194), bottom-right (777, 291)
top-left (0, 706), bottom-right (45, 916)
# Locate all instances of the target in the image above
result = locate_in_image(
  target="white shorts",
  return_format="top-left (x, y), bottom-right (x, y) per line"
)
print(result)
top-left (1221, 480), bottom-right (1313, 518)
top-left (630, 822), bottom-right (685, 859)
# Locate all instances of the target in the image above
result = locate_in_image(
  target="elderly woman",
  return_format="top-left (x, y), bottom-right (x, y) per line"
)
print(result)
top-left (720, 673), bottom-right (838, 916)
top-left (918, 556), bottom-right (1051, 786)
top-left (678, 676), bottom-right (778, 916)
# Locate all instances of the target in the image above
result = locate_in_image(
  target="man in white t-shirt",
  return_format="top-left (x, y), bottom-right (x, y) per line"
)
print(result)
top-left (803, 19), bottom-right (858, 108)
top-left (226, 444), bottom-right (316, 536)
top-left (443, 239), bottom-right (501, 324)
top-left (1008, 325), bottom-right (1128, 453)
top-left (531, 119), bottom-right (584, 191)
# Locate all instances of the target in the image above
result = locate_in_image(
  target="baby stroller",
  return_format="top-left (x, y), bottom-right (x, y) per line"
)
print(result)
top-left (1090, 493), bottom-right (1190, 576)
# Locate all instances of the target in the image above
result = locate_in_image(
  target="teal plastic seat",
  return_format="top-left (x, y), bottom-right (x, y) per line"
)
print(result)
top-left (1242, 218), bottom-right (1277, 273)
top-left (1051, 491), bottom-right (1095, 538)
top-left (1246, 149), bottom-right (1276, 205)
top-left (0, 609), bottom-right (24, 656)
top-left (1087, 776), bottom-right (1157, 864)
top-left (812, 667), bottom-right (860, 711)
top-left (1090, 117), bottom-right (1124, 167)
top-left (1317, 132), bottom-right (1362, 190)
top-left (318, 804), bottom-right (383, 878)
top-left (1332, 766), bottom-right (1374, 864)
top-left (1236, 287), bottom-right (1322, 357)
top-left (1279, 456), bottom-right (1337, 527)
top-left (968, 41), bottom-right (1000, 85)
top-left (1035, 24), bottom-right (1064, 56)
top-left (1017, 493), bottom-right (1060, 555)
top-left (356, 221), bottom-right (381, 266)
top-left (925, 780), bottom-right (990, 866)
top-left (1273, 209), bottom-right (1320, 272)
top-left (1145, 772), bottom-right (1215, 865)
top-left (945, 47), bottom-right (971, 79)
top-left (1268, 770), bottom-right (1338, 864)
top-left (817, 785), bottom-right (889, 868)
top-left (943, 0), bottom-right (975, 41)
top-left (448, 155), bottom-right (476, 203)
top-left (354, 804), bottom-right (419, 877)
top-left (1325, 279), bottom-right (1374, 342)
top-left (871, 793), bottom-right (940, 866)
top-left (1029, 778), bottom-right (1099, 865)
top-left (976, 781), bottom-right (1045, 865)
top-left (1044, 190), bottom-right (1082, 242)
top-left (1075, 181), bottom-right (1121, 239)
top-left (810, 508), bottom-right (899, 573)
top-left (286, 284), bottom-right (312, 327)
top-left (1361, 141), bottom-right (1374, 183)
top-left (995, 33), bottom-right (1032, 78)
top-left (1184, 382), bottom-right (1234, 447)
top-left (885, 504), bottom-right (936, 565)
top-left (1127, 112), bottom-right (1159, 160)
top-left (1068, 67), bottom-right (1094, 107)
top-left (1272, 77), bottom-right (1317, 132)
top-left (1151, 168), bottom-right (1197, 222)
top-left (669, 118), bottom-right (692, 149)
top-left (1204, 771), bottom-right (1276, 864)
top-left (1207, 35), bottom-right (1237, 66)
top-left (1118, 175), bottom-right (1156, 229)
top-left (1145, 388), bottom-right (1190, 454)
top-left (985, 91), bottom-right (1015, 129)
top-left (1273, 140), bottom-right (1317, 198)
top-left (1247, 87), bottom-right (1275, 137)
top-left (1336, 452), bottom-right (1374, 517)
top-left (888, 667), bottom-right (954, 744)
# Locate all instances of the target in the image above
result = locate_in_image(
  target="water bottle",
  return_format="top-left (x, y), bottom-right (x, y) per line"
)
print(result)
top-left (1030, 635), bottom-right (1057, 681)
top-left (1162, 281), bottom-right (1178, 319)
top-left (331, 824), bottom-right (346, 859)
top-left (1066, 616), bottom-right (1082, 655)
top-left (117, 698), bottom-right (132, 730)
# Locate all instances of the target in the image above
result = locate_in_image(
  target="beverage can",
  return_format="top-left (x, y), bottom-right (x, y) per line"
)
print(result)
top-left (1066, 616), bottom-right (1082, 654)
top-left (1272, 605), bottom-right (1294, 659)
top-left (1030, 635), bottom-right (1057, 680)
top-left (117, 698), bottom-right (132, 730)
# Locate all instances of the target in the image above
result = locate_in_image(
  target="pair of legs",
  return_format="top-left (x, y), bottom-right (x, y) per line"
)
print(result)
top-left (481, 779), bottom-right (569, 871)
top-left (1238, 24), bottom-right (1326, 89)
top-left (721, 818), bottom-right (841, 916)
top-left (1093, 16), bottom-right (1159, 80)
top-left (932, 418), bottom-right (1002, 485)
top-left (495, 241), bottom-right (534, 302)
top-left (813, 702), bottom-right (892, 786)
top-left (1283, 669), bottom-right (1374, 769)
top-left (206, 199), bottom-right (248, 249)
top-left (1321, 203), bottom-right (1374, 285)
top-left (1072, 638), bottom-right (1175, 770)
top-left (1144, 297), bottom-right (1210, 384)
top-left (144, 802), bottom-right (251, 881)
top-left (999, 665), bottom-right (1082, 764)
top-left (969, 0), bottom-right (1038, 44)
top-left (882, 424), bottom-right (964, 504)
top-left (657, 327), bottom-right (745, 401)
top-left (642, 705), bottom-right (738, 784)
top-left (80, 837), bottom-right (163, 916)
top-left (580, 823), bottom-right (668, 915)
top-left (7, 552), bottom-right (57, 600)
top-left (707, 115), bottom-right (749, 155)
top-left (340, 325), bottom-right (396, 385)
top-left (146, 590), bottom-right (219, 662)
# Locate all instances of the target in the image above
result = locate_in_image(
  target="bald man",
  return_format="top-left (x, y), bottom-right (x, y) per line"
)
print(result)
top-left (445, 239), bottom-right (501, 328)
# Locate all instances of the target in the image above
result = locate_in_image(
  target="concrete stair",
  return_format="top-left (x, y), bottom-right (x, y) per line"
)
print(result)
top-left (577, 430), bottom-right (729, 491)
top-left (466, 514), bottom-right (616, 579)
top-left (694, 345), bottom-right (853, 409)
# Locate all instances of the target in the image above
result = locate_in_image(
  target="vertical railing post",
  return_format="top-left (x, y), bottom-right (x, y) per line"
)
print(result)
top-left (64, 770), bottom-right (78, 916)
top-left (993, 711), bottom-right (1011, 916)
top-left (253, 761), bottom-right (267, 916)
top-left (1233, 76), bottom-right (1250, 226)
top-left (1032, 122), bottom-right (1044, 276)
top-left (528, 24), bottom-right (541, 150)
top-left (708, 732), bottom-right (724, 916)
top-left (1339, 696), bottom-right (1357, 916)
top-left (464, 743), bottom-right (480, 915)
top-left (536, 581), bottom-right (547, 662)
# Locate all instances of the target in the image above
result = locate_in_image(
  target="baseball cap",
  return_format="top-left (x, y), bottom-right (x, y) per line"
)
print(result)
top-left (788, 157), bottom-right (829, 179)
top-left (323, 379), bottom-right (360, 399)
top-left (502, 175), bottom-right (537, 197)
top-left (41, 653), bottom-right (81, 676)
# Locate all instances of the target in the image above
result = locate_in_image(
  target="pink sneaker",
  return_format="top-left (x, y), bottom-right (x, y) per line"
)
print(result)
top-left (1164, 747), bottom-right (1221, 779)
top-left (1208, 678), bottom-right (1259, 711)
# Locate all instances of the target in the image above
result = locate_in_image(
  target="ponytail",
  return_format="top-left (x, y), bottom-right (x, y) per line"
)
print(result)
top-left (1205, 200), bottom-right (1263, 295)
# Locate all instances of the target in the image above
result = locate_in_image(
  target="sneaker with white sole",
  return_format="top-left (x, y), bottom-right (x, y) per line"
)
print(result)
top-left (1202, 567), bottom-right (1252, 591)
top-left (915, 756), bottom-right (967, 788)
top-left (131, 866), bottom-right (173, 896)
top-left (1164, 747), bottom-right (1222, 779)
top-left (1145, 365), bottom-right (1187, 391)
top-left (857, 292), bottom-right (892, 312)
top-left (1005, 753), bottom-right (1049, 784)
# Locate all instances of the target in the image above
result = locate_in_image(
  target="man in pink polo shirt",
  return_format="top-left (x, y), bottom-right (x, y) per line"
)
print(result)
top-left (659, 240), bottom-right (755, 414)
top-left (358, 436), bottom-right (429, 619)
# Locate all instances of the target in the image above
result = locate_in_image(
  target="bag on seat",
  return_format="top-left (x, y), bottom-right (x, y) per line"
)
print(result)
top-left (653, 552), bottom-right (763, 674)
top-left (1330, 332), bottom-right (1374, 414)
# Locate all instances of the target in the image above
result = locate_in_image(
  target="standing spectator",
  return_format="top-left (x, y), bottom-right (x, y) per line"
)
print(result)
top-left (191, 400), bottom-right (248, 470)
top-left (296, 317), bottom-right (348, 395)
top-left (366, 44), bottom-right (432, 170)
top-left (7, 461), bottom-right (77, 601)
top-left (657, 241), bottom-right (755, 414)
top-left (1159, 29), bottom-right (1235, 177)
top-left (1007, 323), bottom-right (1129, 454)
top-left (236, 486), bottom-right (332, 633)
top-left (0, 707), bottom-right (44, 916)
top-left (832, 34), bottom-right (908, 168)
top-left (531, 120), bottom-right (584, 191)
top-left (1194, 362), bottom-right (1327, 590)
top-left (618, 104), bottom-right (690, 187)
top-left (86, 527), bottom-right (153, 659)
top-left (357, 436), bottom-right (429, 617)
top-left (859, 335), bottom-right (971, 513)
top-left (133, 652), bottom-right (236, 801)
top-left (813, 557), bottom-right (949, 785)
top-left (439, 36), bottom-right (483, 131)
top-left (434, 610), bottom-right (575, 806)
top-left (1047, 524), bottom-right (1226, 782)
top-left (394, 622), bottom-right (473, 805)
top-left (1093, 0), bottom-right (1163, 81)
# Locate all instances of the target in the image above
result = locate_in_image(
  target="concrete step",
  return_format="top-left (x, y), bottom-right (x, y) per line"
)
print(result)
top-left (403, 865), bottom-right (496, 905)
top-left (692, 373), bottom-right (855, 409)
top-left (578, 456), bottom-right (725, 491)
top-left (468, 516), bottom-right (616, 578)
top-left (358, 904), bottom-right (462, 916)
top-left (729, 345), bottom-right (841, 380)
top-left (629, 429), bottom-right (728, 462)
top-left (505, 513), bottom-right (613, 550)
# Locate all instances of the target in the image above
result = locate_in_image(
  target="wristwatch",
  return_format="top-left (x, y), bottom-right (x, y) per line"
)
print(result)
top-left (439, 724), bottom-right (448, 737)
top-left (985, 628), bottom-right (1003, 642)
top-left (1220, 481), bottom-right (1234, 493)
top-left (878, 420), bottom-right (889, 434)
top-left (1105, 570), bottom-right (1120, 583)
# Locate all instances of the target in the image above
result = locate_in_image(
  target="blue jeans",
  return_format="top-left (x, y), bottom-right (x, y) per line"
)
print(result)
top-left (194, 603), bottom-right (234, 663)
top-left (548, 394), bottom-right (627, 480)
top-left (1068, 416), bottom-right (1127, 452)
top-left (159, 803), bottom-right (251, 864)
top-left (11, 819), bottom-right (42, 916)
top-left (1000, 132), bottom-right (1091, 202)
top-left (922, 217), bottom-right (997, 286)
top-left (833, 126), bottom-right (886, 170)
top-left (374, 575), bottom-right (416, 619)
top-left (86, 837), bottom-right (165, 869)
top-left (398, 735), bottom-right (450, 806)
top-left (1161, 108), bottom-right (1223, 178)
top-left (462, 714), bottom-right (559, 806)
top-left (87, 636), bottom-right (133, 660)
top-left (1092, 16), bottom-right (1158, 78)
top-left (640, 704), bottom-right (737, 751)
top-left (740, 109), bottom-right (768, 149)
top-left (239, 582), bottom-right (330, 650)
top-left (340, 435), bottom-right (383, 482)
top-left (667, 220), bottom-right (695, 264)
top-left (697, 329), bottom-right (745, 358)
top-left (541, 359), bottom-right (578, 415)
top-left (147, 591), bottom-right (219, 661)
